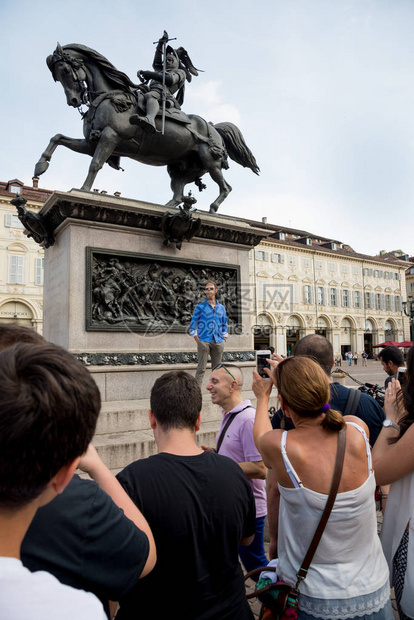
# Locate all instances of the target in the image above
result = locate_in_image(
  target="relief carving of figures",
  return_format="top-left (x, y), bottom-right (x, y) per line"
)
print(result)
top-left (88, 251), bottom-right (240, 333)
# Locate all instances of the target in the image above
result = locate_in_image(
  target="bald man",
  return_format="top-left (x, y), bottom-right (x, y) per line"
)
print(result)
top-left (203, 364), bottom-right (268, 578)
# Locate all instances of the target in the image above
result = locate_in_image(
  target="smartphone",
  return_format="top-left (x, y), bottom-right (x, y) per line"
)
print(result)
top-left (397, 367), bottom-right (406, 383)
top-left (256, 350), bottom-right (271, 378)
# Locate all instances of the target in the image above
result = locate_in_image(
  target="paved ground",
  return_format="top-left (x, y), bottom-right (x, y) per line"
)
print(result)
top-left (333, 357), bottom-right (389, 390)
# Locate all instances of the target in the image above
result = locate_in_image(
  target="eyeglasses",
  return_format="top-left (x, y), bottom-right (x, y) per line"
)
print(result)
top-left (213, 364), bottom-right (236, 381)
top-left (205, 286), bottom-right (215, 291)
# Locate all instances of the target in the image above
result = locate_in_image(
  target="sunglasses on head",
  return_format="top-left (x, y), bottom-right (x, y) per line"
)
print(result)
top-left (213, 364), bottom-right (236, 381)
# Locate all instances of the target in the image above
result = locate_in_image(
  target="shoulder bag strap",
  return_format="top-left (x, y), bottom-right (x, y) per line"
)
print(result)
top-left (295, 426), bottom-right (346, 584)
top-left (216, 412), bottom-right (238, 453)
top-left (216, 404), bottom-right (251, 454)
top-left (343, 389), bottom-right (361, 416)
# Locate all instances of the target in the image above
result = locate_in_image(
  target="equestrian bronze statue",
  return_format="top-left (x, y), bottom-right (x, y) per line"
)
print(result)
top-left (34, 34), bottom-right (259, 213)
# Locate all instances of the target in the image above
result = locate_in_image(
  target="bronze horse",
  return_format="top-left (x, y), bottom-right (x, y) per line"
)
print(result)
top-left (35, 43), bottom-right (259, 213)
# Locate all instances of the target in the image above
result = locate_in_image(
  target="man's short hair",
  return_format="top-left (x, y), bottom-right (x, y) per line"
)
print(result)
top-left (150, 370), bottom-right (202, 431)
top-left (0, 342), bottom-right (101, 510)
top-left (294, 334), bottom-right (333, 376)
top-left (215, 364), bottom-right (244, 388)
top-left (379, 345), bottom-right (404, 367)
top-left (0, 324), bottom-right (45, 350)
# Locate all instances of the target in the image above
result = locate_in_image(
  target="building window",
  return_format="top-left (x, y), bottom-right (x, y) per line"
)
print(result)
top-left (271, 253), bottom-right (284, 264)
top-left (341, 264), bottom-right (348, 274)
top-left (328, 262), bottom-right (335, 272)
top-left (256, 251), bottom-right (267, 261)
top-left (317, 286), bottom-right (325, 305)
top-left (288, 255), bottom-right (296, 266)
top-left (35, 257), bottom-right (44, 286)
top-left (342, 290), bottom-right (350, 307)
top-left (365, 292), bottom-right (375, 309)
top-left (9, 255), bottom-right (24, 284)
top-left (304, 285), bottom-right (313, 304)
top-left (395, 296), bottom-right (402, 311)
top-left (330, 288), bottom-right (337, 306)
top-left (4, 213), bottom-right (24, 229)
top-left (302, 258), bottom-right (310, 268)
top-left (315, 260), bottom-right (323, 271)
top-left (353, 266), bottom-right (359, 276)
top-left (354, 291), bottom-right (361, 308)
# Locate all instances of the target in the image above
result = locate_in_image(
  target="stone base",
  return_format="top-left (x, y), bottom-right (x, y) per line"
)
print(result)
top-left (40, 190), bottom-right (269, 470)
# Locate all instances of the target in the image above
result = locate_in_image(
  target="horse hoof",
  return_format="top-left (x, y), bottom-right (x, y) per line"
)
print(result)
top-left (209, 203), bottom-right (219, 213)
top-left (34, 160), bottom-right (49, 176)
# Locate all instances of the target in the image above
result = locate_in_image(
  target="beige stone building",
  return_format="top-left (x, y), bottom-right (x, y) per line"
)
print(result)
top-left (249, 225), bottom-right (410, 358)
top-left (0, 179), bottom-right (52, 332)
top-left (0, 179), bottom-right (411, 353)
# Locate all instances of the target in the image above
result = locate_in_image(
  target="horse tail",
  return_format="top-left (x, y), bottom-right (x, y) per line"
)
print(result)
top-left (213, 122), bottom-right (260, 175)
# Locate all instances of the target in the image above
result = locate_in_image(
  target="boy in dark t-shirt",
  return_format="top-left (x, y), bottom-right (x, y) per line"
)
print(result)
top-left (117, 370), bottom-right (256, 620)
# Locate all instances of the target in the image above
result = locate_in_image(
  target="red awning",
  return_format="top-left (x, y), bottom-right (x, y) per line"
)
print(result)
top-left (396, 341), bottom-right (413, 348)
top-left (372, 341), bottom-right (399, 348)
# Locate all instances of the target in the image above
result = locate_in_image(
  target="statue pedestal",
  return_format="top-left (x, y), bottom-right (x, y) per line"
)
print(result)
top-left (41, 190), bottom-right (269, 470)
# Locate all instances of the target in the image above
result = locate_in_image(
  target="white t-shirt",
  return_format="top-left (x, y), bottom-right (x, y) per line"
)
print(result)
top-left (0, 557), bottom-right (107, 620)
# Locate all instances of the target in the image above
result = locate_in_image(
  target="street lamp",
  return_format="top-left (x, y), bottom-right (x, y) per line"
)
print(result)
top-left (402, 295), bottom-right (414, 341)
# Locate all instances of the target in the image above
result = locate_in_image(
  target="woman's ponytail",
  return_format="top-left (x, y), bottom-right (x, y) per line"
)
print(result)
top-left (321, 408), bottom-right (345, 431)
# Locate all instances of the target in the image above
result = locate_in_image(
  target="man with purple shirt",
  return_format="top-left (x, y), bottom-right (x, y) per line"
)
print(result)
top-left (203, 364), bottom-right (268, 578)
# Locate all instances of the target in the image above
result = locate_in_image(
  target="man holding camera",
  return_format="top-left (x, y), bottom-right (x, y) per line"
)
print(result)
top-left (379, 345), bottom-right (405, 389)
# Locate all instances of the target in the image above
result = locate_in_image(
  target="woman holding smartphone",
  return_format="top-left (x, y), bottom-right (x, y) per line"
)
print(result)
top-left (373, 345), bottom-right (414, 619)
top-left (252, 355), bottom-right (392, 620)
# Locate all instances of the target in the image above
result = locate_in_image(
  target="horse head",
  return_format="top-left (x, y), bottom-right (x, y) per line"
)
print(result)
top-left (47, 43), bottom-right (88, 108)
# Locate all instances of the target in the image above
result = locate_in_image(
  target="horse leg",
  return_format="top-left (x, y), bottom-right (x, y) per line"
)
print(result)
top-left (196, 143), bottom-right (232, 213)
top-left (165, 174), bottom-right (187, 208)
top-left (80, 127), bottom-right (120, 191)
top-left (34, 134), bottom-right (94, 177)
top-left (206, 162), bottom-right (232, 213)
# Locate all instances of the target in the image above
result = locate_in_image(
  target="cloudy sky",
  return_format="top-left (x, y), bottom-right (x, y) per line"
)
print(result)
top-left (1, 0), bottom-right (414, 257)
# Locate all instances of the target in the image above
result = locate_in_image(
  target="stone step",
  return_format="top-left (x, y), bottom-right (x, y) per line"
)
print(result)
top-left (95, 391), bottom-right (259, 435)
top-left (93, 422), bottom-right (220, 471)
top-left (93, 394), bottom-right (278, 472)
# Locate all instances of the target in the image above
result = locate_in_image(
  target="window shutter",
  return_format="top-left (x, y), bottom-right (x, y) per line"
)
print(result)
top-left (9, 256), bottom-right (24, 284)
top-left (35, 257), bottom-right (44, 286)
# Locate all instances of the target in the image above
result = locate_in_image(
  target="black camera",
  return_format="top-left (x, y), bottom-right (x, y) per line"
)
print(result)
top-left (358, 383), bottom-right (385, 408)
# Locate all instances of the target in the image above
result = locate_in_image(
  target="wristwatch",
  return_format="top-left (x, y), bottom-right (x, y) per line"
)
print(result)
top-left (383, 419), bottom-right (399, 431)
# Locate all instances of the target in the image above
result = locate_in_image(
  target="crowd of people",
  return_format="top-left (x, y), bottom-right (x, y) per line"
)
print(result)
top-left (1, 320), bottom-right (413, 619)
